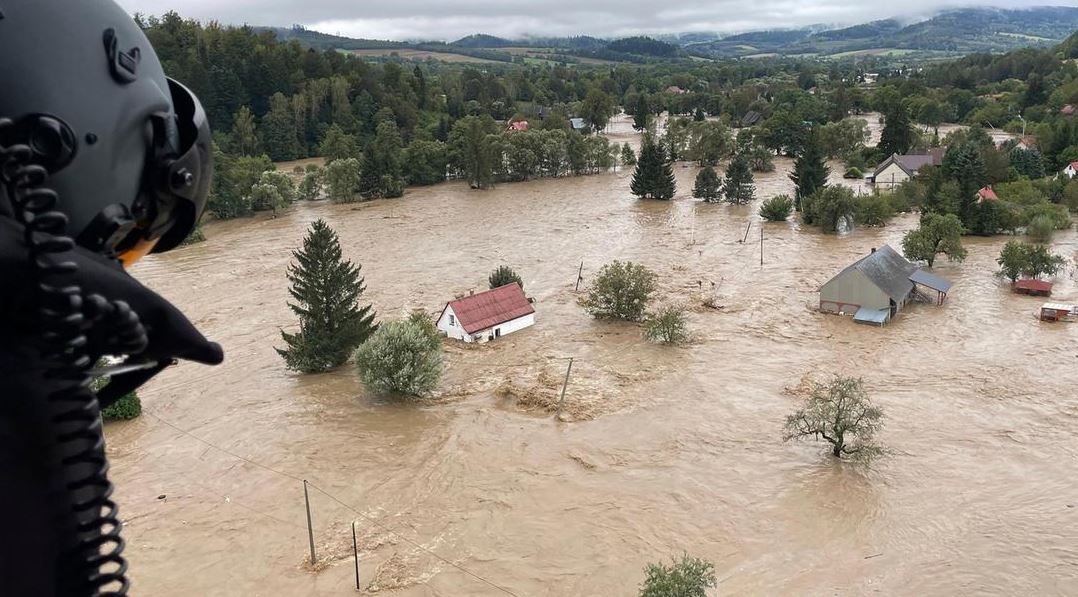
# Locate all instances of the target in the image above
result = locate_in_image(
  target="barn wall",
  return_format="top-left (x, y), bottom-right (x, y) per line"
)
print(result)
top-left (820, 269), bottom-right (890, 314)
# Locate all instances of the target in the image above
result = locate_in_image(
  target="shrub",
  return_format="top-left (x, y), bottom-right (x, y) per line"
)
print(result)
top-left (644, 305), bottom-right (689, 345)
top-left (854, 193), bottom-right (894, 227)
top-left (324, 157), bottom-right (361, 203)
top-left (180, 225), bottom-right (206, 246)
top-left (355, 315), bottom-right (443, 397)
top-left (101, 391), bottom-right (142, 421)
top-left (802, 186), bottom-right (856, 233)
top-left (1027, 214), bottom-right (1055, 244)
top-left (259, 170), bottom-right (296, 203)
top-left (639, 554), bottom-right (716, 597)
top-left (298, 168), bottom-right (323, 201)
top-left (843, 166), bottom-right (863, 179)
top-left (759, 195), bottom-right (793, 222)
top-left (582, 261), bottom-right (657, 322)
top-left (488, 265), bottom-right (523, 289)
top-left (249, 182), bottom-right (284, 212)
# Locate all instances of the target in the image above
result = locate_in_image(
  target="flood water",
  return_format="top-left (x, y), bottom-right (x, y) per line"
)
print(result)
top-left (111, 117), bottom-right (1077, 596)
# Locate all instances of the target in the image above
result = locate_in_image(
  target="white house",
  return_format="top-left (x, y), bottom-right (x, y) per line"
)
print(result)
top-left (1064, 161), bottom-right (1078, 178)
top-left (436, 283), bottom-right (535, 343)
top-left (869, 150), bottom-right (943, 191)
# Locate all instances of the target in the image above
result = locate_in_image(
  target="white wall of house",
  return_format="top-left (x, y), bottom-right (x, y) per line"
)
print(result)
top-left (436, 307), bottom-right (534, 343)
top-left (1065, 165), bottom-right (1077, 178)
top-left (873, 163), bottom-right (909, 190)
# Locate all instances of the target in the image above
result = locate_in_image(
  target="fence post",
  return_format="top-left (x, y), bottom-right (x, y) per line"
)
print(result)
top-left (574, 261), bottom-right (584, 292)
top-left (556, 357), bottom-right (574, 418)
top-left (352, 521), bottom-right (360, 590)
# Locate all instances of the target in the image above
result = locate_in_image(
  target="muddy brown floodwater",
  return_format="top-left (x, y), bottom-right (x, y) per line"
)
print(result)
top-left (111, 118), bottom-right (1077, 596)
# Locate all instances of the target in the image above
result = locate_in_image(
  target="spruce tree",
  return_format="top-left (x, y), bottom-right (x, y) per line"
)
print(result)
top-left (621, 143), bottom-right (637, 166)
top-left (722, 153), bottom-right (754, 205)
top-left (790, 131), bottom-right (830, 210)
top-left (277, 219), bottom-right (376, 373)
top-left (879, 103), bottom-right (914, 157)
top-left (633, 94), bottom-right (651, 131)
top-left (692, 166), bottom-right (722, 202)
top-left (631, 135), bottom-right (675, 200)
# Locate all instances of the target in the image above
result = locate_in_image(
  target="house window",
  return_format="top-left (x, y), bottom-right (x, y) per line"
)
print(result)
top-left (448, 314), bottom-right (455, 326)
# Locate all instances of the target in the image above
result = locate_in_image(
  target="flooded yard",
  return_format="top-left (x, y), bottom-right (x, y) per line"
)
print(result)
top-left (112, 129), bottom-right (1078, 595)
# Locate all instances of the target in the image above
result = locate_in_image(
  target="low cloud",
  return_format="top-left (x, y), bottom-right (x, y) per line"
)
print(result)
top-left (117, 0), bottom-right (1051, 41)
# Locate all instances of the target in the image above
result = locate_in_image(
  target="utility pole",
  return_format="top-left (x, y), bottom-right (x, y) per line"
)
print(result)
top-left (303, 480), bottom-right (316, 566)
top-left (556, 357), bottom-right (574, 418)
top-left (352, 521), bottom-right (360, 590)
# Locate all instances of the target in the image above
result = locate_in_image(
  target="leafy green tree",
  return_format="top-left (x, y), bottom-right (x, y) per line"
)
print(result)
top-left (802, 186), bottom-right (856, 233)
top-left (853, 194), bottom-right (895, 227)
top-left (359, 120), bottom-right (405, 198)
top-left (997, 240), bottom-right (1066, 282)
top-left (319, 124), bottom-right (358, 163)
top-left (687, 120), bottom-right (732, 166)
top-left (298, 168), bottom-right (323, 201)
top-left (759, 109), bottom-right (807, 156)
top-left (790, 131), bottom-right (830, 210)
top-left (488, 265), bottom-right (523, 289)
top-left (631, 135), bottom-right (675, 200)
top-left (258, 170), bottom-right (296, 203)
top-left (1027, 214), bottom-right (1055, 243)
top-left (402, 139), bottom-right (448, 186)
top-left (879, 102), bottom-right (913, 157)
top-left (249, 182), bottom-right (284, 212)
top-left (355, 313), bottom-right (443, 397)
top-left (581, 87), bottom-right (615, 133)
top-left (1010, 148), bottom-right (1045, 179)
top-left (759, 195), bottom-right (793, 221)
top-left (229, 105), bottom-right (260, 156)
top-left (449, 115), bottom-right (500, 189)
top-left (722, 153), bottom-right (754, 205)
top-left (639, 555), bottom-right (716, 597)
top-left (277, 219), bottom-right (377, 373)
top-left (784, 376), bottom-right (884, 461)
top-left (621, 143), bottom-right (637, 166)
top-left (324, 157), bottom-right (361, 203)
top-left (901, 213), bottom-right (967, 267)
top-left (101, 391), bottom-right (142, 421)
top-left (632, 93), bottom-right (651, 131)
top-left (692, 166), bottom-right (721, 202)
top-left (644, 306), bottom-right (689, 345)
top-left (582, 260), bottom-right (657, 322)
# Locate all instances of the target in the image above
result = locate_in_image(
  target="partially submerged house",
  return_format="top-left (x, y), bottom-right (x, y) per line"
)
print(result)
top-left (436, 283), bottom-right (534, 343)
top-left (569, 117), bottom-right (587, 131)
top-left (1064, 161), bottom-right (1078, 178)
top-left (870, 150), bottom-right (944, 190)
top-left (506, 120), bottom-right (529, 133)
top-left (1040, 302), bottom-right (1077, 322)
top-left (819, 245), bottom-right (952, 325)
top-left (1014, 279), bottom-right (1052, 297)
top-left (665, 85), bottom-right (688, 94)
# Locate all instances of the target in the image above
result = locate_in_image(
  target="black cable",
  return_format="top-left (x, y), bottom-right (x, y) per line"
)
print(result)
top-left (1, 119), bottom-right (137, 596)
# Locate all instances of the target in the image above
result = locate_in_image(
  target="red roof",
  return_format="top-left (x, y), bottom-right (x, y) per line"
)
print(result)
top-left (445, 283), bottom-right (533, 334)
top-left (1069, 161), bottom-right (1078, 170)
top-left (1062, 104), bottom-right (1076, 115)
top-left (506, 121), bottom-right (529, 132)
top-left (1015, 279), bottom-right (1053, 292)
top-left (977, 186), bottom-right (998, 201)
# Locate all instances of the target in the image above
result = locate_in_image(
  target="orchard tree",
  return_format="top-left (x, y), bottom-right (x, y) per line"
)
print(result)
top-left (692, 166), bottom-right (722, 202)
top-left (901, 213), bottom-right (967, 267)
top-left (277, 219), bottom-right (377, 373)
top-left (722, 153), bottom-right (754, 205)
top-left (582, 260), bottom-right (657, 322)
top-left (784, 376), bottom-right (884, 462)
top-left (621, 143), bottom-right (637, 166)
top-left (639, 555), bottom-right (716, 597)
top-left (631, 135), bottom-right (676, 200)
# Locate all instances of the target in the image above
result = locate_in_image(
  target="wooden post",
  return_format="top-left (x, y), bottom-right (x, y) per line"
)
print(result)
top-left (352, 521), bottom-right (360, 590)
top-left (556, 358), bottom-right (574, 417)
top-left (574, 261), bottom-right (584, 292)
top-left (759, 226), bottom-right (764, 266)
top-left (303, 480), bottom-right (316, 566)
top-left (742, 221), bottom-right (751, 243)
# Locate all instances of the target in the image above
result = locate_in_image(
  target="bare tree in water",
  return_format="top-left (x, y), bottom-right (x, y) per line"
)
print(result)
top-left (784, 376), bottom-right (884, 461)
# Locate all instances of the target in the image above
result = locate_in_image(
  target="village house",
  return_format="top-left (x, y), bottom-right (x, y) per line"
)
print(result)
top-left (1063, 161), bottom-right (1078, 178)
top-left (665, 85), bottom-right (688, 94)
top-left (436, 283), bottom-right (534, 343)
top-left (1061, 104), bottom-right (1076, 116)
top-left (976, 186), bottom-right (998, 203)
top-left (569, 117), bottom-right (587, 131)
top-left (819, 245), bottom-right (952, 326)
top-left (506, 120), bottom-right (529, 133)
top-left (869, 149), bottom-right (944, 190)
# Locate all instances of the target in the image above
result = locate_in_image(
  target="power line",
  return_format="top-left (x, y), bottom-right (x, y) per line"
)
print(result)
top-left (142, 412), bottom-right (522, 597)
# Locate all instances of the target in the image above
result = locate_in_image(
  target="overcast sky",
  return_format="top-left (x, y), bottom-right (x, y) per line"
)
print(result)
top-left (115, 0), bottom-right (1059, 41)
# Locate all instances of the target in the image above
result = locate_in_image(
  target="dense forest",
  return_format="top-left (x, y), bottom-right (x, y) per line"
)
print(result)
top-left (139, 12), bottom-right (1078, 240)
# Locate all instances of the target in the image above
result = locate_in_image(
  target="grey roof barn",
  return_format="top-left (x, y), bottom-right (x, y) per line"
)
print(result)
top-left (819, 245), bottom-right (925, 324)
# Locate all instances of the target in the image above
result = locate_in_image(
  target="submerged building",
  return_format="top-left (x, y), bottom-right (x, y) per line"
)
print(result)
top-left (819, 245), bottom-right (952, 325)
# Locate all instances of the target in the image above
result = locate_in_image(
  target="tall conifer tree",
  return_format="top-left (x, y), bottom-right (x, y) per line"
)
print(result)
top-left (722, 153), bottom-right (755, 205)
top-left (277, 220), bottom-right (376, 373)
top-left (631, 135), bottom-right (676, 200)
top-left (790, 130), bottom-right (830, 210)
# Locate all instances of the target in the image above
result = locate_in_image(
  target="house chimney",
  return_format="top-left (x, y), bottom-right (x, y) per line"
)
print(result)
top-left (871, 247), bottom-right (876, 253)
top-left (469, 289), bottom-right (474, 296)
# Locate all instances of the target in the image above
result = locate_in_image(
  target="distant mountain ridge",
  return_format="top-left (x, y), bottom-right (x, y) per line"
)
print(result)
top-left (266, 5), bottom-right (1078, 62)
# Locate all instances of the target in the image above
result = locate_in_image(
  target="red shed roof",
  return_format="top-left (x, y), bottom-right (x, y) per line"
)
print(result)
top-left (1015, 279), bottom-right (1053, 292)
top-left (444, 283), bottom-right (533, 334)
top-left (977, 186), bottom-right (998, 201)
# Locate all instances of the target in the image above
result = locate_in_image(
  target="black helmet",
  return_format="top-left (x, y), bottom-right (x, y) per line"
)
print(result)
top-left (0, 0), bottom-right (212, 260)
